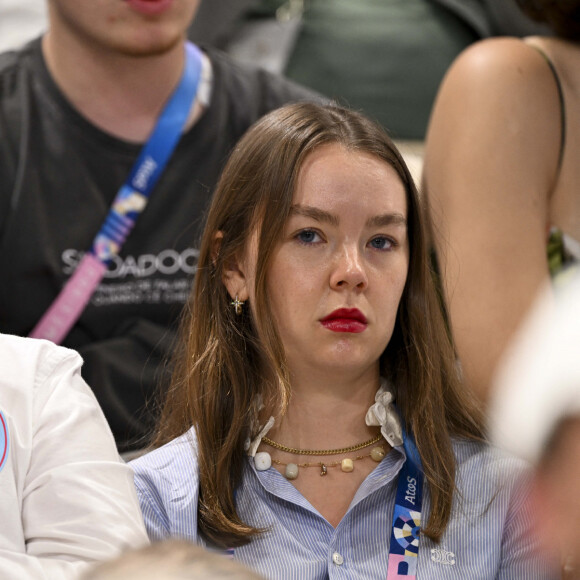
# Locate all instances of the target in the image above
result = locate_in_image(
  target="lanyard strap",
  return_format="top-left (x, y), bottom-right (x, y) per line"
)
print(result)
top-left (387, 429), bottom-right (424, 579)
top-left (30, 43), bottom-right (203, 344)
top-left (226, 430), bottom-right (424, 574)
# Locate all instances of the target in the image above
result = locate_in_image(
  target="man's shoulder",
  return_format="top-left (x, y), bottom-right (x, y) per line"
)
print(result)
top-left (205, 45), bottom-right (325, 117)
top-left (0, 333), bottom-right (82, 395)
top-left (0, 50), bottom-right (19, 75)
top-left (0, 50), bottom-right (22, 102)
top-left (0, 334), bottom-right (87, 448)
top-left (0, 40), bottom-right (40, 90)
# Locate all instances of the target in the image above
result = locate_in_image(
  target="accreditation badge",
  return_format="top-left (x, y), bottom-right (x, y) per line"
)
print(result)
top-left (0, 412), bottom-right (9, 472)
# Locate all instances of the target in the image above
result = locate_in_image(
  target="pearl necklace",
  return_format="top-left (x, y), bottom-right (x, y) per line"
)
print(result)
top-left (271, 447), bottom-right (386, 479)
top-left (255, 434), bottom-right (386, 480)
top-left (248, 379), bottom-right (403, 478)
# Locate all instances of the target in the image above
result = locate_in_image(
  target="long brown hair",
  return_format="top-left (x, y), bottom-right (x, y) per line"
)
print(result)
top-left (154, 103), bottom-right (483, 548)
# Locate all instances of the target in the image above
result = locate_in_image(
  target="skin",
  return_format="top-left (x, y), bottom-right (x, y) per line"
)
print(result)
top-left (223, 143), bottom-right (409, 527)
top-left (42, 0), bottom-right (202, 142)
top-left (423, 36), bottom-right (580, 403)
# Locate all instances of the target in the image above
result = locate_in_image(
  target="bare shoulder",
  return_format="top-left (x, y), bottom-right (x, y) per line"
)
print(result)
top-left (435, 37), bottom-right (558, 111)
top-left (424, 36), bottom-right (562, 197)
top-left (455, 36), bottom-right (545, 68)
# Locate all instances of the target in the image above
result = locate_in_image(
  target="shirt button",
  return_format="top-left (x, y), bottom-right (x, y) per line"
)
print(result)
top-left (332, 552), bottom-right (344, 566)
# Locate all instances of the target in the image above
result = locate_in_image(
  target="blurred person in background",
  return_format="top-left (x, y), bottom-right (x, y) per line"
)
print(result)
top-left (489, 270), bottom-right (580, 579)
top-left (0, 0), bottom-right (320, 453)
top-left (423, 0), bottom-right (580, 403)
top-left (0, 333), bottom-right (148, 579)
top-left (191, 0), bottom-right (550, 140)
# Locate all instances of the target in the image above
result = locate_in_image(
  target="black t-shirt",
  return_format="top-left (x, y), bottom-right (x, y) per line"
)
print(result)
top-left (0, 39), bottom-right (320, 450)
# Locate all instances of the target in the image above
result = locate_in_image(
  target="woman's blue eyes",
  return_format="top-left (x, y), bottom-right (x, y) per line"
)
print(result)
top-left (369, 236), bottom-right (394, 250)
top-left (295, 230), bottom-right (395, 250)
top-left (296, 230), bottom-right (321, 244)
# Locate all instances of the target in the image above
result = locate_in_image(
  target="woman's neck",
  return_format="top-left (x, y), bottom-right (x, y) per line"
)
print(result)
top-left (267, 370), bottom-right (380, 450)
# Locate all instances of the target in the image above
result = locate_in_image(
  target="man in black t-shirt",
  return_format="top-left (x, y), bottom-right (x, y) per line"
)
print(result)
top-left (0, 0), bottom-right (320, 451)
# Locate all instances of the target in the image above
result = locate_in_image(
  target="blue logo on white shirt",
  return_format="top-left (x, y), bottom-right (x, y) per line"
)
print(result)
top-left (0, 412), bottom-right (9, 472)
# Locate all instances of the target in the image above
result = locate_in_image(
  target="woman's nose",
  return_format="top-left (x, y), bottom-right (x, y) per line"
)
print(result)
top-left (329, 245), bottom-right (368, 291)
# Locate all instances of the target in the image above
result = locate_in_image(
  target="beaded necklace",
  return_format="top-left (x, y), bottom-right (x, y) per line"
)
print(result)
top-left (243, 383), bottom-right (424, 578)
top-left (260, 434), bottom-right (385, 479)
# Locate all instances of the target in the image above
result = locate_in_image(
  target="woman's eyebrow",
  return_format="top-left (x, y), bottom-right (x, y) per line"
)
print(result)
top-left (366, 213), bottom-right (407, 228)
top-left (289, 205), bottom-right (339, 226)
top-left (289, 205), bottom-right (407, 229)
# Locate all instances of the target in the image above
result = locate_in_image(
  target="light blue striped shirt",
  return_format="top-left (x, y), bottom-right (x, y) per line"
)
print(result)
top-left (131, 429), bottom-right (557, 579)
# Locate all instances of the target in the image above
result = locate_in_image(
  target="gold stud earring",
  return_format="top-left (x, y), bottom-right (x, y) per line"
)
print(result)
top-left (231, 295), bottom-right (245, 315)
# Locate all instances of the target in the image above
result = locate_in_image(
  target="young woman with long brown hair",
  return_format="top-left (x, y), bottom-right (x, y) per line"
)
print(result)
top-left (131, 103), bottom-right (554, 578)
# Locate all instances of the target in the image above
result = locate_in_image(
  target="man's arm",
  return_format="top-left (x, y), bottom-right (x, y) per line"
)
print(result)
top-left (8, 343), bottom-right (149, 577)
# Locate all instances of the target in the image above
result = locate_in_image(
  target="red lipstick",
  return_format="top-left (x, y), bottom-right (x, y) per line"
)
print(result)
top-left (320, 308), bottom-right (368, 333)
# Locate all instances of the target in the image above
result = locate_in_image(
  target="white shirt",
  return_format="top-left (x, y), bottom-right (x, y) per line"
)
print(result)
top-left (0, 333), bottom-right (149, 579)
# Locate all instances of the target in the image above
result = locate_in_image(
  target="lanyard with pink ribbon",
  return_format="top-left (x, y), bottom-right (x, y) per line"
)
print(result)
top-left (30, 43), bottom-right (203, 344)
top-left (386, 429), bottom-right (424, 578)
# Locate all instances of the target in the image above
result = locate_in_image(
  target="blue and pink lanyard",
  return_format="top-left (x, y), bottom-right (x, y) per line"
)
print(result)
top-left (30, 42), bottom-right (203, 344)
top-left (387, 429), bottom-right (424, 579)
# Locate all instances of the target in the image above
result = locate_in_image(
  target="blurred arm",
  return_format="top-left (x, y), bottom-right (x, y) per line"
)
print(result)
top-left (423, 37), bottom-right (561, 403)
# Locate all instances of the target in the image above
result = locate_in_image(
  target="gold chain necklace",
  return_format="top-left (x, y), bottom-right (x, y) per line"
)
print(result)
top-left (261, 433), bottom-right (382, 456)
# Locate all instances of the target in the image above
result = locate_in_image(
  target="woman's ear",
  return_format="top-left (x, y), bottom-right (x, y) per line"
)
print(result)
top-left (211, 231), bottom-right (224, 266)
top-left (213, 231), bottom-right (250, 302)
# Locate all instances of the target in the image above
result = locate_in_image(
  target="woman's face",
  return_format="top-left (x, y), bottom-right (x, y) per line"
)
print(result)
top-left (229, 143), bottom-right (409, 382)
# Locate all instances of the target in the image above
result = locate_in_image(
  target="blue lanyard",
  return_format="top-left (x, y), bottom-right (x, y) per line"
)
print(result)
top-left (226, 429), bottom-right (425, 576)
top-left (92, 41), bottom-right (203, 263)
top-left (30, 42), bottom-right (202, 344)
top-left (387, 428), bottom-right (424, 579)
